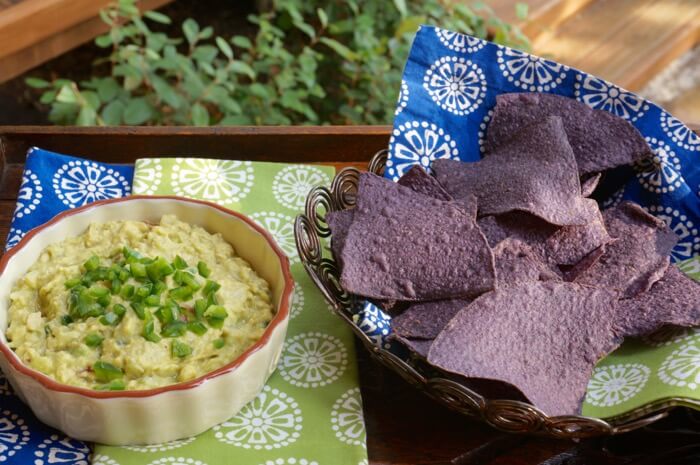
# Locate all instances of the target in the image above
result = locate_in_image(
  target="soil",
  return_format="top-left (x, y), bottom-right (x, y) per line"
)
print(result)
top-left (0, 0), bottom-right (257, 125)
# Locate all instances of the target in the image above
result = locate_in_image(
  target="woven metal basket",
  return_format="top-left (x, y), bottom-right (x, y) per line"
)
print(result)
top-left (293, 149), bottom-right (683, 439)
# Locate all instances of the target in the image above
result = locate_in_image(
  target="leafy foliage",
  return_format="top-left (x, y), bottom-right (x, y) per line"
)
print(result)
top-left (27, 0), bottom-right (529, 125)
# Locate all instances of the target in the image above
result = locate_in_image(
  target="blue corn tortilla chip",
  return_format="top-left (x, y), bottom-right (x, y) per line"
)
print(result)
top-left (544, 209), bottom-right (611, 267)
top-left (326, 209), bottom-right (354, 265)
top-left (493, 238), bottom-right (561, 284)
top-left (397, 165), bottom-right (453, 201)
top-left (388, 333), bottom-right (433, 358)
top-left (576, 202), bottom-right (679, 298)
top-left (581, 173), bottom-right (602, 197)
top-left (340, 173), bottom-right (496, 301)
top-left (614, 265), bottom-right (700, 338)
top-left (392, 299), bottom-right (470, 340)
top-left (428, 281), bottom-right (619, 416)
top-left (433, 117), bottom-right (599, 227)
top-left (484, 93), bottom-right (652, 175)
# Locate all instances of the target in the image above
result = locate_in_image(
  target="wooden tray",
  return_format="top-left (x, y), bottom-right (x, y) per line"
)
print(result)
top-left (1, 125), bottom-right (698, 464)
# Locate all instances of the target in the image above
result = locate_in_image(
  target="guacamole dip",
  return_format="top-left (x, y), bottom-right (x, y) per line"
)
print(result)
top-left (6, 215), bottom-right (275, 391)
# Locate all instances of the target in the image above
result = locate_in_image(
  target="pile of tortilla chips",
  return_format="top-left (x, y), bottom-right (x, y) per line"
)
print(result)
top-left (327, 93), bottom-right (700, 416)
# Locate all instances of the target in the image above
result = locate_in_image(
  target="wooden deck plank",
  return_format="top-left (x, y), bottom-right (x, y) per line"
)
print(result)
top-left (485, 0), bottom-right (596, 38)
top-left (0, 0), bottom-right (21, 11)
top-left (533, 0), bottom-right (700, 91)
top-left (0, 0), bottom-right (172, 84)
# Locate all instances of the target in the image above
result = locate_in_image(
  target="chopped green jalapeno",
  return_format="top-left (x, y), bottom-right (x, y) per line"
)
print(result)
top-left (131, 302), bottom-right (146, 320)
top-left (120, 284), bottom-right (135, 299)
top-left (130, 262), bottom-right (147, 279)
top-left (64, 277), bottom-right (82, 289)
top-left (197, 261), bottom-right (211, 278)
top-left (187, 321), bottom-right (208, 335)
top-left (152, 281), bottom-right (167, 295)
top-left (135, 283), bottom-right (152, 299)
top-left (171, 340), bottom-right (192, 358)
top-left (111, 278), bottom-right (122, 294)
top-left (194, 299), bottom-right (208, 319)
top-left (161, 320), bottom-right (187, 337)
top-left (173, 255), bottom-right (188, 270)
top-left (204, 305), bottom-right (227, 329)
top-left (113, 303), bottom-right (127, 317)
top-left (84, 255), bottom-right (100, 272)
top-left (144, 295), bottom-right (161, 307)
top-left (100, 312), bottom-right (119, 326)
top-left (84, 333), bottom-right (104, 347)
top-left (97, 294), bottom-right (111, 307)
top-left (213, 338), bottom-right (225, 349)
top-left (169, 286), bottom-right (194, 302)
top-left (93, 361), bottom-right (123, 383)
top-left (142, 315), bottom-right (161, 343)
top-left (146, 257), bottom-right (174, 281)
top-left (88, 285), bottom-right (110, 298)
top-left (202, 280), bottom-right (221, 296)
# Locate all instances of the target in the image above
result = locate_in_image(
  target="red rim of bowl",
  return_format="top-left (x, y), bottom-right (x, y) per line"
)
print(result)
top-left (0, 195), bottom-right (293, 398)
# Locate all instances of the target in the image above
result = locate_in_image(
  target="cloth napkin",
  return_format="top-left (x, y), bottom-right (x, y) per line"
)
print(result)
top-left (2, 147), bottom-right (133, 464)
top-left (94, 158), bottom-right (368, 465)
top-left (367, 24), bottom-right (700, 420)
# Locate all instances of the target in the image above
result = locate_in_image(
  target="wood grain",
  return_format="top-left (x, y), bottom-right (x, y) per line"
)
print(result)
top-left (0, 0), bottom-right (172, 84)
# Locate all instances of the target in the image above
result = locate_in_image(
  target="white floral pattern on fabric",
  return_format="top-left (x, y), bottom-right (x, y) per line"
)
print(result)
top-left (387, 121), bottom-right (459, 180)
top-left (171, 159), bottom-right (254, 204)
top-left (642, 327), bottom-right (698, 348)
top-left (330, 387), bottom-right (366, 448)
top-left (53, 160), bottom-right (130, 208)
top-left (395, 80), bottom-right (409, 116)
top-left (678, 257), bottom-right (700, 279)
top-left (423, 56), bottom-right (486, 116)
top-left (249, 212), bottom-right (298, 264)
top-left (4, 228), bottom-right (24, 251)
top-left (646, 205), bottom-right (700, 262)
top-left (213, 385), bottom-right (302, 450)
top-left (658, 338), bottom-right (700, 390)
top-left (13, 170), bottom-right (42, 220)
top-left (92, 454), bottom-right (121, 465)
top-left (272, 166), bottom-right (331, 210)
top-left (133, 159), bottom-right (163, 195)
top-left (497, 46), bottom-right (568, 92)
top-left (279, 332), bottom-right (349, 388)
top-left (635, 137), bottom-right (684, 194)
top-left (585, 364), bottom-right (650, 407)
top-left (660, 111), bottom-right (700, 151)
top-left (435, 28), bottom-right (485, 53)
top-left (601, 187), bottom-right (625, 209)
top-left (123, 437), bottom-right (195, 452)
top-left (477, 109), bottom-right (494, 154)
top-left (291, 285), bottom-right (304, 319)
top-left (0, 410), bottom-right (30, 462)
top-left (259, 459), bottom-right (319, 465)
top-left (146, 459), bottom-right (207, 465)
top-left (353, 302), bottom-right (390, 348)
top-left (574, 75), bottom-right (648, 122)
top-left (34, 435), bottom-right (89, 465)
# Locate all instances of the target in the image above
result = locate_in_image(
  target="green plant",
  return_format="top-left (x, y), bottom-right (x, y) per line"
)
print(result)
top-left (26, 0), bottom-right (529, 126)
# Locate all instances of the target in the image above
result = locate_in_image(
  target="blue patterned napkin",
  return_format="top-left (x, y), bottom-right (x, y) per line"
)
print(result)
top-left (1, 147), bottom-right (133, 464)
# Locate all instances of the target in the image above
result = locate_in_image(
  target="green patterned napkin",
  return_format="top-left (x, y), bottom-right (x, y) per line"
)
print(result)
top-left (582, 256), bottom-right (700, 419)
top-left (94, 159), bottom-right (368, 465)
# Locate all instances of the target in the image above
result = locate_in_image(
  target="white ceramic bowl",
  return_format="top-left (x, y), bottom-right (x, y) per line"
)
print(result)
top-left (0, 196), bottom-right (293, 445)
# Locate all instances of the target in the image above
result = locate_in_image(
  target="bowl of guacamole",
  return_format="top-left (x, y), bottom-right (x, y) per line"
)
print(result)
top-left (0, 196), bottom-right (293, 445)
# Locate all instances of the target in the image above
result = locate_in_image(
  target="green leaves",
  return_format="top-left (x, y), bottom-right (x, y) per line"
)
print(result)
top-left (123, 98), bottom-right (153, 125)
top-left (25, 0), bottom-right (529, 127)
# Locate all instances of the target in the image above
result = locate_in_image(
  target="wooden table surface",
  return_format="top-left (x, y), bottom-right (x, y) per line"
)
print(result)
top-left (1, 125), bottom-right (698, 465)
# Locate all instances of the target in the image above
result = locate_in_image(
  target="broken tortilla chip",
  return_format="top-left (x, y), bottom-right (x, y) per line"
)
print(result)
top-left (576, 202), bottom-right (678, 298)
top-left (433, 117), bottom-right (599, 227)
top-left (428, 281), bottom-right (619, 416)
top-left (614, 266), bottom-right (700, 338)
top-left (340, 173), bottom-right (496, 301)
top-left (392, 299), bottom-right (469, 340)
top-left (484, 92), bottom-right (651, 175)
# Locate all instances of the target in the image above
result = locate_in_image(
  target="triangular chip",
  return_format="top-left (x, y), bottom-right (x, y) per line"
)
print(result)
top-left (614, 266), bottom-right (700, 338)
top-left (433, 117), bottom-right (599, 226)
top-left (544, 209), bottom-right (611, 267)
top-left (428, 282), bottom-right (619, 416)
top-left (576, 202), bottom-right (678, 298)
top-left (484, 93), bottom-right (651, 175)
top-left (340, 173), bottom-right (496, 301)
